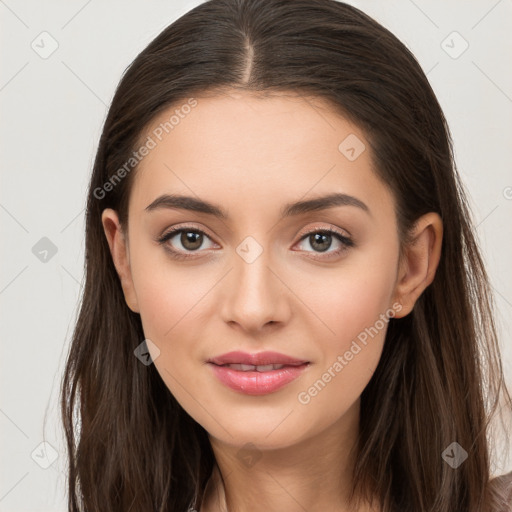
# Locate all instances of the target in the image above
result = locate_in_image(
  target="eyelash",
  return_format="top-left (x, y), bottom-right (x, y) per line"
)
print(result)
top-left (156, 225), bottom-right (354, 261)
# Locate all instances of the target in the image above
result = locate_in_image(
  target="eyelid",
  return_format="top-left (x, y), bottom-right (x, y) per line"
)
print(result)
top-left (295, 223), bottom-right (352, 241)
top-left (156, 223), bottom-right (218, 246)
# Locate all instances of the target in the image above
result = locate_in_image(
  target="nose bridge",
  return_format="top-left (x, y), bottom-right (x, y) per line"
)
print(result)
top-left (221, 233), bottom-right (286, 329)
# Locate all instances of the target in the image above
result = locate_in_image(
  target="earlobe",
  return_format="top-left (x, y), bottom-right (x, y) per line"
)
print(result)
top-left (101, 208), bottom-right (140, 313)
top-left (392, 212), bottom-right (443, 318)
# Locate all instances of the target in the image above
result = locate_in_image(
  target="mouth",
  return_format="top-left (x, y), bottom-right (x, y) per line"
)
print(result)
top-left (212, 362), bottom-right (303, 371)
top-left (207, 350), bottom-right (309, 367)
top-left (206, 351), bottom-right (311, 395)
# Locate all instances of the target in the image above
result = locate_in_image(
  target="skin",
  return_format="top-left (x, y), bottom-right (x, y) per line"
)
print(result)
top-left (101, 90), bottom-right (443, 512)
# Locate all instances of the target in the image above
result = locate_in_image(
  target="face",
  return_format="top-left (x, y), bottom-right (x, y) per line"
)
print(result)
top-left (102, 90), bottom-right (438, 451)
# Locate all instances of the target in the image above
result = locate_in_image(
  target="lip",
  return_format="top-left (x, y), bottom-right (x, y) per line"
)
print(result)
top-left (207, 351), bottom-right (310, 395)
top-left (208, 363), bottom-right (310, 395)
top-left (207, 350), bottom-right (309, 366)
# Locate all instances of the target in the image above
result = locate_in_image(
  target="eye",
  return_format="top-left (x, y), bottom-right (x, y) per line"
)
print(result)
top-left (294, 227), bottom-right (354, 259)
top-left (156, 225), bottom-right (217, 260)
top-left (156, 224), bottom-right (354, 261)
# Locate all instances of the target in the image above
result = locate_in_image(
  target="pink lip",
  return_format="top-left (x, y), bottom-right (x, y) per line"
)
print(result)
top-left (209, 363), bottom-right (309, 395)
top-left (207, 350), bottom-right (308, 366)
top-left (207, 351), bottom-right (310, 395)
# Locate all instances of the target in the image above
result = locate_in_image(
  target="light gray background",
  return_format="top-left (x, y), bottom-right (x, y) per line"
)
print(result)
top-left (1, 1), bottom-right (511, 510)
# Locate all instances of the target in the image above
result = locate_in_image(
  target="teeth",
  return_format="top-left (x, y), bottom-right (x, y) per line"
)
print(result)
top-left (224, 363), bottom-right (286, 371)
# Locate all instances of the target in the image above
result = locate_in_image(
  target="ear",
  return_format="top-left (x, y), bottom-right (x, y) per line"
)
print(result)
top-left (392, 212), bottom-right (443, 318)
top-left (101, 208), bottom-right (140, 313)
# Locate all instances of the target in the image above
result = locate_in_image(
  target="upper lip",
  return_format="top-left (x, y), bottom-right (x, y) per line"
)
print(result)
top-left (207, 351), bottom-right (309, 366)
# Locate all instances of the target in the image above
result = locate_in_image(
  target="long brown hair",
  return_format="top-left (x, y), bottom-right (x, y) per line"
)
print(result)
top-left (60, 0), bottom-right (512, 510)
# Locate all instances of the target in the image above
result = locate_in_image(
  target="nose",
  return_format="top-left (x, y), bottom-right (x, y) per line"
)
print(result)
top-left (219, 244), bottom-right (291, 335)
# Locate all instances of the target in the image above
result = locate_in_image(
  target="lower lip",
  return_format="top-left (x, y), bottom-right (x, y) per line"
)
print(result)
top-left (208, 363), bottom-right (309, 395)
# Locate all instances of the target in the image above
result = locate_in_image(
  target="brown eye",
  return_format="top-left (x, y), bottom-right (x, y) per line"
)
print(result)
top-left (178, 230), bottom-right (203, 251)
top-left (295, 228), bottom-right (354, 258)
top-left (308, 232), bottom-right (333, 252)
top-left (157, 226), bottom-right (217, 260)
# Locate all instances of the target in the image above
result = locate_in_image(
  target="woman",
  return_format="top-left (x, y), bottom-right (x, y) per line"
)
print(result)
top-left (60, 0), bottom-right (512, 510)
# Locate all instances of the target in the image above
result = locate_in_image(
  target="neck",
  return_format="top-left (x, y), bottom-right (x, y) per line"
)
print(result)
top-left (200, 400), bottom-right (376, 512)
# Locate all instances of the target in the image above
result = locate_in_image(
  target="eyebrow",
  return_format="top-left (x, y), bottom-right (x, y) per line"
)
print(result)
top-left (145, 192), bottom-right (370, 219)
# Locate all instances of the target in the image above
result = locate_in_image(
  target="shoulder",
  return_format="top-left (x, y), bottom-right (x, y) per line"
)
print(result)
top-left (488, 471), bottom-right (512, 512)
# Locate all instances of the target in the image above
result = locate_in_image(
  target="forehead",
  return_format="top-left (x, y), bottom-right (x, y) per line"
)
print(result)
top-left (128, 91), bottom-right (393, 222)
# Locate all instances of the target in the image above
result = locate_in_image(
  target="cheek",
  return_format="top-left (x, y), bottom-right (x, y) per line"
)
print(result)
top-left (293, 247), bottom-right (398, 411)
top-left (129, 241), bottom-right (215, 340)
top-left (130, 252), bottom-right (225, 417)
top-left (294, 246), bottom-right (398, 348)
top-left (137, 277), bottom-right (199, 337)
top-left (132, 260), bottom-right (213, 407)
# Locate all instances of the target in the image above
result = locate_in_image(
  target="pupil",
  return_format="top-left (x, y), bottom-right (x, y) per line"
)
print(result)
top-left (311, 233), bottom-right (331, 252)
top-left (182, 231), bottom-right (202, 250)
